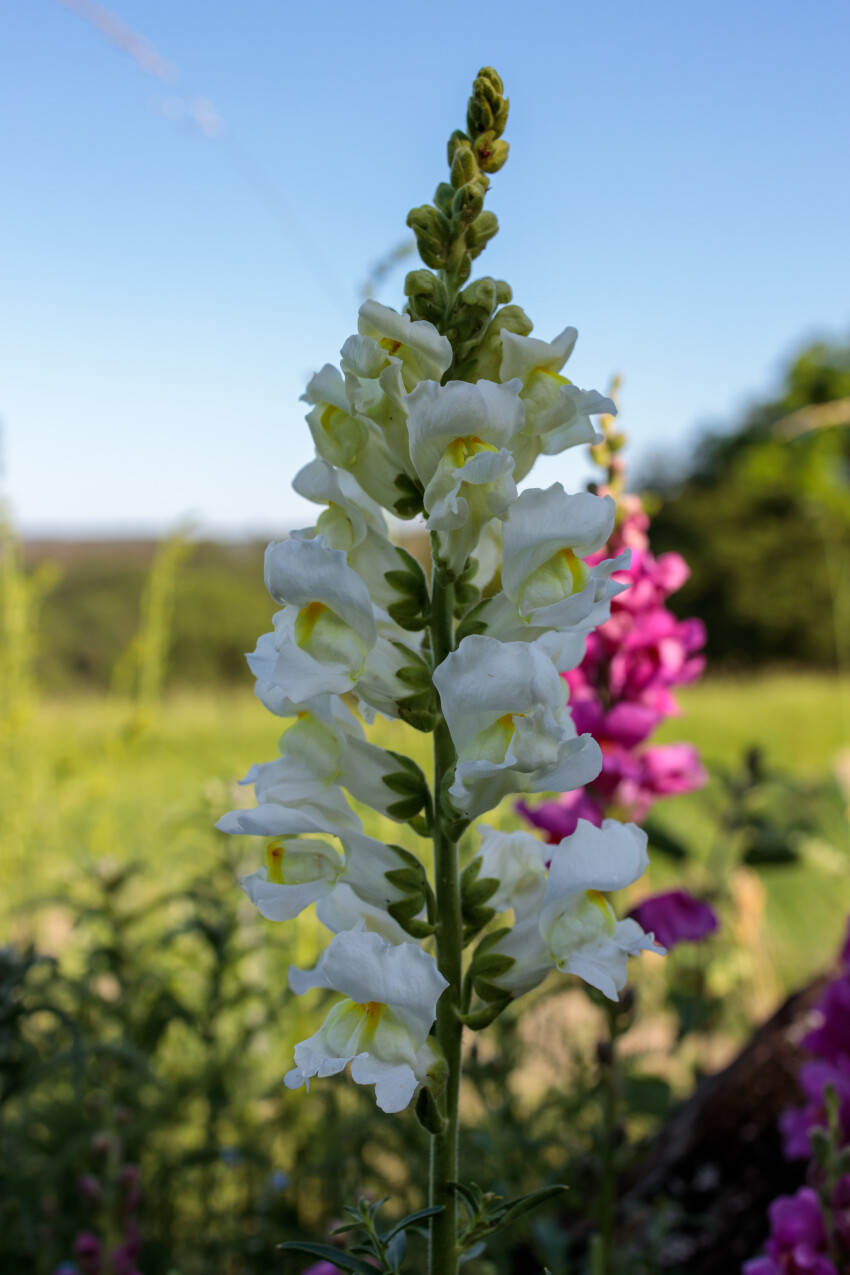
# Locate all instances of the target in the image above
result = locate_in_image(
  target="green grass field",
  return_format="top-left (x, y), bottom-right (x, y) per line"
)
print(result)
top-left (3, 671), bottom-right (849, 989)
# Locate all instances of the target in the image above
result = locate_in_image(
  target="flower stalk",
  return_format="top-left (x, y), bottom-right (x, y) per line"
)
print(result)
top-left (428, 550), bottom-right (462, 1272)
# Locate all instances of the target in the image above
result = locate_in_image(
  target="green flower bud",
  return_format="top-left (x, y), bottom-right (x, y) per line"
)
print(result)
top-left (450, 144), bottom-right (478, 190)
top-left (475, 133), bottom-right (509, 174)
top-left (467, 68), bottom-right (509, 139)
top-left (404, 269), bottom-right (448, 325)
top-left (434, 181), bottom-right (455, 214)
top-left (406, 205), bottom-right (449, 269)
top-left (466, 210), bottom-right (499, 257)
top-left (469, 304), bottom-right (534, 380)
top-left (452, 181), bottom-right (485, 225)
top-left (495, 280), bottom-right (512, 304)
top-left (447, 128), bottom-right (471, 164)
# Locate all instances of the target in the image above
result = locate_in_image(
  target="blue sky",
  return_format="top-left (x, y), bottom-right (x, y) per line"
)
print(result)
top-left (2, 0), bottom-right (849, 537)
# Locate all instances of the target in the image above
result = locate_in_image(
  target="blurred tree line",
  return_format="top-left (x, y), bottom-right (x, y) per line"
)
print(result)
top-left (15, 332), bottom-right (850, 691)
top-left (644, 334), bottom-right (850, 668)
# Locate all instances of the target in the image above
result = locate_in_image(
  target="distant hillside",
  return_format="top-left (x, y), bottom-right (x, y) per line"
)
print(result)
top-left (22, 530), bottom-right (431, 692)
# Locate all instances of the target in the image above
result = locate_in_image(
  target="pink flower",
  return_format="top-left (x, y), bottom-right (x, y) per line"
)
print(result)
top-left (801, 973), bottom-right (850, 1066)
top-left (73, 1232), bottom-right (102, 1275)
top-left (743, 1188), bottom-right (837, 1274)
top-left (779, 1060), bottom-right (850, 1159)
top-left (628, 890), bottom-right (718, 950)
top-left (517, 789), bottom-right (604, 843)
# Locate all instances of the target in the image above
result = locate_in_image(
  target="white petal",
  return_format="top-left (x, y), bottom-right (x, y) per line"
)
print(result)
top-left (264, 537), bottom-right (376, 650)
top-left (542, 820), bottom-right (650, 912)
top-left (499, 326), bottom-right (578, 382)
top-left (407, 379), bottom-right (525, 488)
top-left (349, 1055), bottom-right (420, 1113)
top-left (321, 931), bottom-right (447, 1040)
top-left (501, 485), bottom-right (615, 608)
top-left (241, 866), bottom-right (336, 922)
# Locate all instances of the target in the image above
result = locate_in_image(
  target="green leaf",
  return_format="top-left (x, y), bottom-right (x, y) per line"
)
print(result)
top-left (382, 1204), bottom-right (444, 1242)
top-left (496, 1183), bottom-right (567, 1229)
top-left (459, 998), bottom-right (511, 1029)
top-left (277, 1241), bottom-right (376, 1273)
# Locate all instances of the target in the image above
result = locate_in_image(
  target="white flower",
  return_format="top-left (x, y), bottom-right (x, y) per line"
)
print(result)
top-left (291, 459), bottom-right (403, 612)
top-left (498, 327), bottom-right (614, 479)
top-left (406, 379), bottom-right (524, 572)
top-left (492, 820), bottom-right (665, 1001)
top-left (302, 364), bottom-right (407, 513)
top-left (466, 485), bottom-right (630, 654)
top-left (287, 884), bottom-right (410, 993)
top-left (475, 826), bottom-right (550, 920)
top-left (218, 800), bottom-right (415, 922)
top-left (241, 691), bottom-right (420, 821)
top-left (263, 537), bottom-right (377, 701)
top-left (340, 300), bottom-right (452, 472)
top-left (284, 929), bottom-right (448, 1113)
top-left (433, 635), bottom-right (601, 817)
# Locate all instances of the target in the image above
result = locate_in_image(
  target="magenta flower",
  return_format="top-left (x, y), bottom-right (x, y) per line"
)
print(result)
top-left (779, 1060), bottom-right (850, 1159)
top-left (303, 1264), bottom-right (342, 1275)
top-left (73, 1232), bottom-right (102, 1275)
top-left (832, 1175), bottom-right (850, 1252)
top-left (628, 890), bottom-right (718, 951)
top-left (743, 1188), bottom-right (837, 1274)
top-left (801, 973), bottom-right (850, 1066)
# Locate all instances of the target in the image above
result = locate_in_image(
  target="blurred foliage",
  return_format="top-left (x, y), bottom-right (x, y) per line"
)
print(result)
top-left (25, 538), bottom-right (275, 692)
top-left (644, 335), bottom-right (850, 667)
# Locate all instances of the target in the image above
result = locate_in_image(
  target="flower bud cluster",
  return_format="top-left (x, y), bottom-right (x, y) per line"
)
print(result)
top-left (220, 69), bottom-right (666, 1117)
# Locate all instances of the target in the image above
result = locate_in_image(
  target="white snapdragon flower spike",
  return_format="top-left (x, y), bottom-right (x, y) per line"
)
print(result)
top-left (407, 378), bottom-right (524, 573)
top-left (302, 364), bottom-right (406, 512)
top-left (239, 689), bottom-right (418, 821)
top-left (492, 820), bottom-right (665, 1001)
top-left (433, 635), bottom-right (602, 818)
top-left (285, 929), bottom-right (448, 1113)
top-left (263, 537), bottom-right (377, 701)
top-left (340, 300), bottom-right (453, 471)
top-left (291, 459), bottom-right (403, 612)
top-left (498, 327), bottom-right (614, 479)
top-left (475, 826), bottom-right (550, 920)
top-left (218, 802), bottom-right (414, 920)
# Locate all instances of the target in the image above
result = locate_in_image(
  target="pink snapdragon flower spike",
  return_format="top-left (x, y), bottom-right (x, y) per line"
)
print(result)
top-left (628, 890), bottom-right (718, 951)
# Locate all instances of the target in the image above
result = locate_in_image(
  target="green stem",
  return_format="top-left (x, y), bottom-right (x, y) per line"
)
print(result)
top-left (596, 1004), bottom-right (619, 1275)
top-left (428, 542), bottom-right (462, 1275)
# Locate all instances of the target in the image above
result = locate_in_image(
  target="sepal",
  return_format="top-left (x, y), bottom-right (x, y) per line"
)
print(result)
top-left (383, 844), bottom-right (434, 938)
top-left (460, 857), bottom-right (499, 943)
top-left (381, 750), bottom-right (430, 822)
top-left (384, 545), bottom-right (430, 631)
top-left (392, 471), bottom-right (425, 519)
top-left (470, 927), bottom-right (516, 1003)
top-left (391, 642), bottom-right (439, 731)
top-left (415, 1085), bottom-right (447, 1135)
